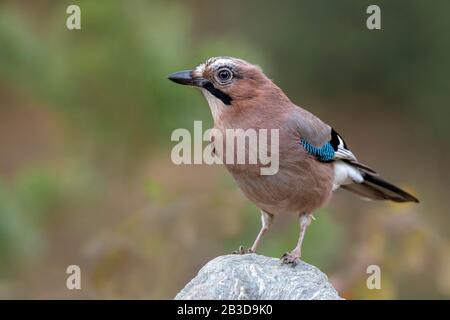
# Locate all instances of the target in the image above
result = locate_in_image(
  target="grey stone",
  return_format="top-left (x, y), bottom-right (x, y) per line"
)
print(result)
top-left (175, 254), bottom-right (342, 300)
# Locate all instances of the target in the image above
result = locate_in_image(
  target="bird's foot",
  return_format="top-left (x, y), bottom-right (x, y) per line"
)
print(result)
top-left (280, 252), bottom-right (300, 267)
top-left (232, 245), bottom-right (254, 255)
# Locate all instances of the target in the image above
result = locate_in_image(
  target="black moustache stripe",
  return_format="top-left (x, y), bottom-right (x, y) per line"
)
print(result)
top-left (202, 82), bottom-right (232, 105)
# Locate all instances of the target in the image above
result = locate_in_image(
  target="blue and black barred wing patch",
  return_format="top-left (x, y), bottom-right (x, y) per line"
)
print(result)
top-left (301, 128), bottom-right (357, 162)
top-left (300, 139), bottom-right (335, 162)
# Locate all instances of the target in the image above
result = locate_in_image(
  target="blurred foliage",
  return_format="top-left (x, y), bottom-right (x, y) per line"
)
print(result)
top-left (0, 0), bottom-right (449, 299)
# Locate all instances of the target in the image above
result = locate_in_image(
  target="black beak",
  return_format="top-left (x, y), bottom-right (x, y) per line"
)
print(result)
top-left (168, 70), bottom-right (208, 87)
top-left (168, 69), bottom-right (233, 105)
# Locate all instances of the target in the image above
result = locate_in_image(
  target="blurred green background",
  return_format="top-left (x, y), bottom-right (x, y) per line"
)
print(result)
top-left (0, 0), bottom-right (449, 299)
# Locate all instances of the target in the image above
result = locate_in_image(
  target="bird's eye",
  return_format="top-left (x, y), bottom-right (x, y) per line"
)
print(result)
top-left (217, 68), bottom-right (233, 83)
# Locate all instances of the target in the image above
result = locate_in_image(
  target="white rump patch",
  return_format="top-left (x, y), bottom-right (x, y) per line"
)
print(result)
top-left (333, 160), bottom-right (364, 190)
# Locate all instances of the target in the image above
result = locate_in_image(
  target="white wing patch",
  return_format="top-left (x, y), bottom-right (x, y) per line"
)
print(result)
top-left (333, 135), bottom-right (357, 161)
top-left (330, 129), bottom-right (379, 190)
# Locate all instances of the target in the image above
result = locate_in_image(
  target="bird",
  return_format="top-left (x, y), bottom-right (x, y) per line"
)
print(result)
top-left (168, 56), bottom-right (419, 266)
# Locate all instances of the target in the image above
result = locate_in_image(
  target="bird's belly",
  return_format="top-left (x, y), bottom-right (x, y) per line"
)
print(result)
top-left (212, 120), bottom-right (335, 215)
top-left (226, 159), bottom-right (334, 215)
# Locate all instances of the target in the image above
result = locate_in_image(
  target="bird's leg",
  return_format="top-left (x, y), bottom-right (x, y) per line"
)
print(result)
top-left (233, 210), bottom-right (273, 254)
top-left (281, 212), bottom-right (312, 266)
top-left (250, 211), bottom-right (274, 252)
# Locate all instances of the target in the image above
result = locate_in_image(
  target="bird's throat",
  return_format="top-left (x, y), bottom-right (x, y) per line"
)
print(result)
top-left (201, 89), bottom-right (228, 122)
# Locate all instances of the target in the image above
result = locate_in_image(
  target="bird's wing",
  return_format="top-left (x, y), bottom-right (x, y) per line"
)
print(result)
top-left (284, 106), bottom-right (418, 202)
top-left (285, 106), bottom-right (331, 147)
top-left (285, 107), bottom-right (377, 174)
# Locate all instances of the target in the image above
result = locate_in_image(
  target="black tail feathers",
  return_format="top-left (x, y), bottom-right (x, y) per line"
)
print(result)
top-left (342, 173), bottom-right (419, 203)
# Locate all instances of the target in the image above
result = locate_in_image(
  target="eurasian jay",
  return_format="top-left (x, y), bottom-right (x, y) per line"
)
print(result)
top-left (168, 57), bottom-right (419, 265)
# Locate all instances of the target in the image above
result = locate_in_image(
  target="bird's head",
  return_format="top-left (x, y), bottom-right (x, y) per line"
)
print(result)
top-left (168, 57), bottom-right (288, 121)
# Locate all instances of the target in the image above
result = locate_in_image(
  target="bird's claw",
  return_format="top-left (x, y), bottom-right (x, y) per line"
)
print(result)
top-left (232, 245), bottom-right (254, 255)
top-left (280, 252), bottom-right (300, 267)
